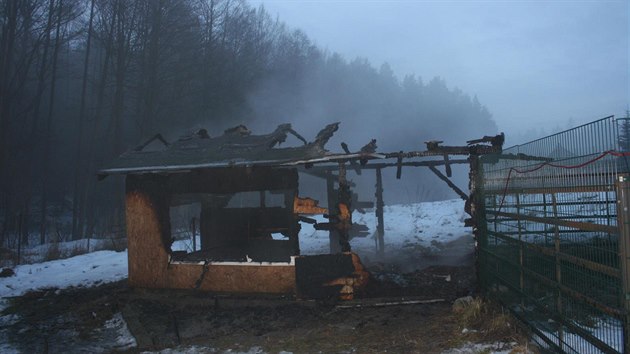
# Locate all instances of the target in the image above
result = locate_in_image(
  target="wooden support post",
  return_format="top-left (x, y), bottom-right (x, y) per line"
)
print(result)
top-left (443, 154), bottom-right (452, 177)
top-left (375, 167), bottom-right (385, 256)
top-left (326, 171), bottom-right (340, 254)
top-left (468, 154), bottom-right (488, 291)
top-left (338, 162), bottom-right (351, 252)
top-left (396, 152), bottom-right (403, 179)
top-left (428, 165), bottom-right (468, 201)
top-left (616, 174), bottom-right (630, 354)
top-left (285, 190), bottom-right (300, 255)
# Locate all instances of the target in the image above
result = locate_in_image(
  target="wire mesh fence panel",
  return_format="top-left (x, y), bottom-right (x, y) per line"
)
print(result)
top-left (478, 116), bottom-right (628, 353)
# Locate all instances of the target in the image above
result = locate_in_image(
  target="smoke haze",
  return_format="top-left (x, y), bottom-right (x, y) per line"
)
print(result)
top-left (252, 0), bottom-right (629, 146)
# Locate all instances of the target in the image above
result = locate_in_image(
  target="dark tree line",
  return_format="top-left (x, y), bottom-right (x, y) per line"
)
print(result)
top-left (0, 0), bottom-right (497, 249)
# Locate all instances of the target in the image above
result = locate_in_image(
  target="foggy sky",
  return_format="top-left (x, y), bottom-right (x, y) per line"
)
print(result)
top-left (251, 0), bottom-right (629, 145)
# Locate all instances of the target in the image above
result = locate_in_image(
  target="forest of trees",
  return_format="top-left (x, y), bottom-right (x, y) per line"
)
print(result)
top-left (0, 0), bottom-right (497, 249)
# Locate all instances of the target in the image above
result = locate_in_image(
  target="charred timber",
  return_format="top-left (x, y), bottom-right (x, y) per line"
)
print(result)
top-left (337, 162), bottom-right (352, 252)
top-left (428, 166), bottom-right (468, 201)
top-left (300, 159), bottom-right (469, 174)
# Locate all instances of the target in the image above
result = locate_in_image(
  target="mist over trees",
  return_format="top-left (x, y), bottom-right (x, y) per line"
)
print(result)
top-left (0, 0), bottom-right (497, 248)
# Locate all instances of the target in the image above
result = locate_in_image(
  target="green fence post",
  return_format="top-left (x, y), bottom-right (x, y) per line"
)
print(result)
top-left (616, 173), bottom-right (630, 354)
top-left (551, 192), bottom-right (564, 350)
top-left (516, 193), bottom-right (525, 309)
top-left (470, 154), bottom-right (488, 292)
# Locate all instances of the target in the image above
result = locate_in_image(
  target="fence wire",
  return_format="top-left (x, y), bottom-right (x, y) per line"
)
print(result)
top-left (479, 116), bottom-right (629, 353)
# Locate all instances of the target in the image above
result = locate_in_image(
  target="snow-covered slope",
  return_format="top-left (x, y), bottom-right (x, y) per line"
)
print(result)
top-left (0, 250), bottom-right (128, 299)
top-left (300, 199), bottom-right (469, 255)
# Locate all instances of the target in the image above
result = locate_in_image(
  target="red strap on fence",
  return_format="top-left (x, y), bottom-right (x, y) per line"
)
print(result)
top-left (494, 150), bottom-right (630, 216)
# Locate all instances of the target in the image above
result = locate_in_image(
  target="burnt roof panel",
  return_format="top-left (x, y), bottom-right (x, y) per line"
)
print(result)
top-left (98, 123), bottom-right (345, 176)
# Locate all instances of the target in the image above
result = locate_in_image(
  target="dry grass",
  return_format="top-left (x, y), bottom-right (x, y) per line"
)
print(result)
top-left (0, 247), bottom-right (16, 267)
top-left (454, 297), bottom-right (536, 353)
top-left (458, 297), bottom-right (512, 336)
top-left (105, 237), bottom-right (127, 252)
top-left (44, 241), bottom-right (62, 261)
top-left (68, 243), bottom-right (87, 257)
top-left (44, 241), bottom-right (87, 261)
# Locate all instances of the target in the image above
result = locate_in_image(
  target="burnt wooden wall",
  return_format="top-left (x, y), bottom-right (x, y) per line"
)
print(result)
top-left (125, 167), bottom-right (298, 293)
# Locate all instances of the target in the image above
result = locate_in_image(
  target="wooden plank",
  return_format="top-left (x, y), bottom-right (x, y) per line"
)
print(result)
top-left (428, 165), bottom-right (468, 201)
top-left (336, 298), bottom-right (444, 309)
top-left (168, 262), bottom-right (295, 294)
top-left (491, 229), bottom-right (613, 236)
top-left (443, 154), bottom-right (452, 177)
top-left (484, 185), bottom-right (615, 195)
top-left (126, 174), bottom-right (173, 288)
top-left (491, 271), bottom-right (621, 354)
top-left (492, 213), bottom-right (616, 222)
top-left (488, 230), bottom-right (620, 278)
top-left (294, 196), bottom-right (328, 214)
top-left (487, 210), bottom-right (618, 234)
top-left (301, 159), bottom-right (469, 173)
top-left (482, 171), bottom-right (617, 184)
top-left (508, 200), bottom-right (615, 209)
top-left (482, 248), bottom-right (625, 318)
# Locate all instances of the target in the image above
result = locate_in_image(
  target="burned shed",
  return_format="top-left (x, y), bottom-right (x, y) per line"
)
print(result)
top-left (99, 122), bottom-right (503, 297)
top-left (98, 123), bottom-right (377, 295)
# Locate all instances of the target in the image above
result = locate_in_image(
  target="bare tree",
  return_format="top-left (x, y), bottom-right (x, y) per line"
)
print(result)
top-left (71, 0), bottom-right (94, 241)
top-left (38, 0), bottom-right (65, 245)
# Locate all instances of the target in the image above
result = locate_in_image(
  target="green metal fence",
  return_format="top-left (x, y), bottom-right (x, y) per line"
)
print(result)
top-left (478, 116), bottom-right (630, 353)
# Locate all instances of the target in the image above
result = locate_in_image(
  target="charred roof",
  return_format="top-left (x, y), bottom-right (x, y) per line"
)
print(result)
top-left (98, 122), bottom-right (356, 176)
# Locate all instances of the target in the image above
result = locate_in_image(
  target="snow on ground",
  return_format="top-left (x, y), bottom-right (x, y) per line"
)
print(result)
top-left (101, 312), bottom-right (137, 351)
top-left (441, 341), bottom-right (524, 354)
top-left (300, 199), bottom-right (469, 256)
top-left (538, 318), bottom-right (624, 353)
top-left (0, 199), bottom-right (468, 303)
top-left (0, 250), bottom-right (127, 300)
